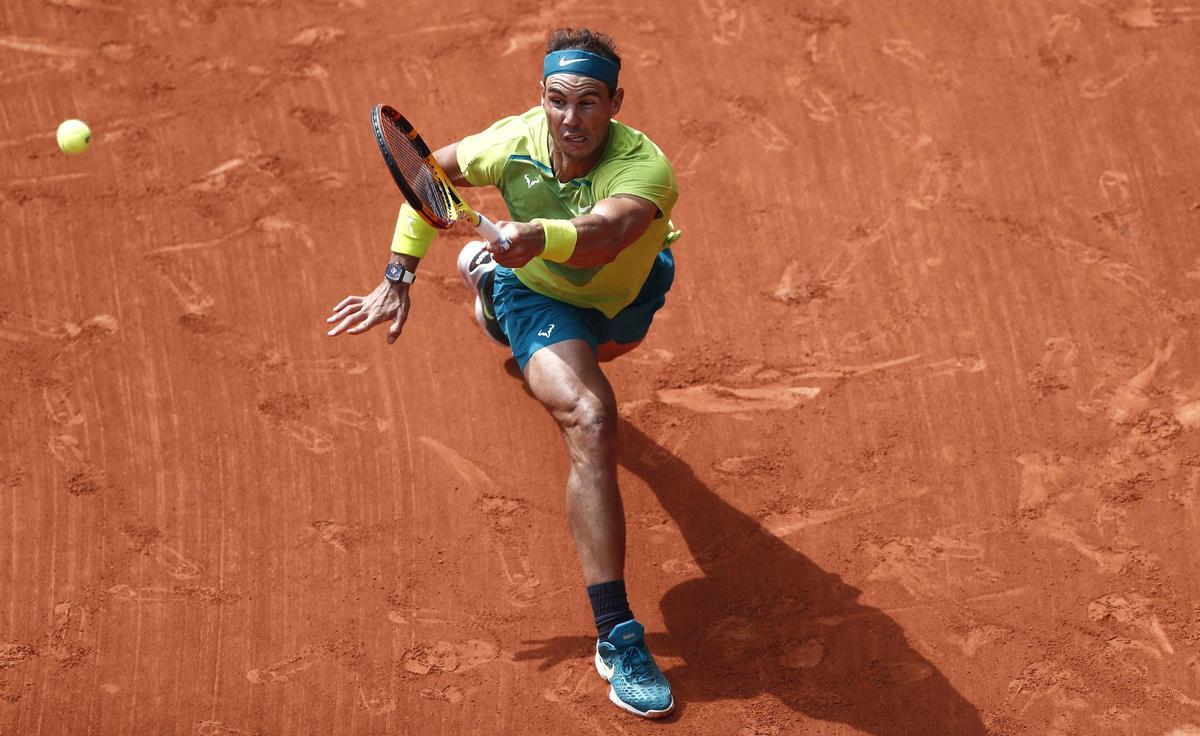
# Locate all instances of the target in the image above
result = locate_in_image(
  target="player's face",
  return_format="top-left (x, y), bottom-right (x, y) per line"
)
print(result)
top-left (541, 74), bottom-right (624, 162)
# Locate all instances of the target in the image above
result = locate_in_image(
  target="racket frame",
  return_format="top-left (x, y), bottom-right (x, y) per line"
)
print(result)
top-left (371, 104), bottom-right (508, 247)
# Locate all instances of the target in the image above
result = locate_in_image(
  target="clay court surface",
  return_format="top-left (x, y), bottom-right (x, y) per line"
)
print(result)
top-left (4, 0), bottom-right (1200, 733)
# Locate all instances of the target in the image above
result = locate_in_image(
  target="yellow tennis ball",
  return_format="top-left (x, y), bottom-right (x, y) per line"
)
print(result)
top-left (56, 119), bottom-right (91, 155)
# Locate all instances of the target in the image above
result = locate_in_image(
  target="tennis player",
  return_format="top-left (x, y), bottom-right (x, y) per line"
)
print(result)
top-left (326, 28), bottom-right (679, 719)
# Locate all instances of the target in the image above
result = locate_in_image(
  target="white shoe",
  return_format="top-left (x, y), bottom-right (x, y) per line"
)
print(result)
top-left (457, 240), bottom-right (495, 291)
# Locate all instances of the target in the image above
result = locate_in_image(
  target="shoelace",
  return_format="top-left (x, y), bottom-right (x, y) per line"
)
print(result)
top-left (616, 645), bottom-right (658, 686)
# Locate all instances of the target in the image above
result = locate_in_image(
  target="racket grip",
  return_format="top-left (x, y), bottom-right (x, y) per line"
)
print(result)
top-left (474, 214), bottom-right (511, 251)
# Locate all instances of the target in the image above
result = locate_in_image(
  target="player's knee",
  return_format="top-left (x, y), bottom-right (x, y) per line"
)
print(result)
top-left (559, 394), bottom-right (616, 453)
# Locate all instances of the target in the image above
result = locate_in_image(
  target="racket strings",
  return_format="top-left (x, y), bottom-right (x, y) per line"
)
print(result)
top-left (379, 120), bottom-right (453, 225)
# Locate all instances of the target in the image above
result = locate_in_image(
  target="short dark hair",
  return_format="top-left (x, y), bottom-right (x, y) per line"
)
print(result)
top-left (546, 28), bottom-right (621, 92)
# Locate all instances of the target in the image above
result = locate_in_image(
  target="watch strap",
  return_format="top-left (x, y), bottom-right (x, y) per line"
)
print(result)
top-left (385, 262), bottom-right (416, 285)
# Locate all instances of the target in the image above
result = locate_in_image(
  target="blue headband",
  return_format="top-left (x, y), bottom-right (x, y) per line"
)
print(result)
top-left (543, 49), bottom-right (619, 89)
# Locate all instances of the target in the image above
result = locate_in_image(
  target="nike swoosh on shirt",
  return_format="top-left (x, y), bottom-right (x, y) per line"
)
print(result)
top-left (558, 58), bottom-right (589, 67)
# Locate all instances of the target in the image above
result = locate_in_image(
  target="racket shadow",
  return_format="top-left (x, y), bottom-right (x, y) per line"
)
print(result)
top-left (618, 419), bottom-right (988, 734)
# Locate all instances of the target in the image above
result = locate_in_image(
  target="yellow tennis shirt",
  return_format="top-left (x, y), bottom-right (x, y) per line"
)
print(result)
top-left (456, 107), bottom-right (679, 318)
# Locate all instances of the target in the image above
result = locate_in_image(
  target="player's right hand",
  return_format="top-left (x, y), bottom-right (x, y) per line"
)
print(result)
top-left (326, 280), bottom-right (411, 344)
top-left (489, 220), bottom-right (545, 269)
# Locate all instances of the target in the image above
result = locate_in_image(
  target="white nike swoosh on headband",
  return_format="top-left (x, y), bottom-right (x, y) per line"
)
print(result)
top-left (558, 58), bottom-right (590, 66)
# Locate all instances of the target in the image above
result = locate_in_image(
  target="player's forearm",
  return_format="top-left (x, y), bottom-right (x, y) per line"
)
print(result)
top-left (533, 194), bottom-right (657, 268)
top-left (556, 213), bottom-right (638, 268)
top-left (390, 251), bottom-right (421, 273)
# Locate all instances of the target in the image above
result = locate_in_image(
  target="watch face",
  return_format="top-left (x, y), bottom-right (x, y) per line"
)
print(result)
top-left (385, 263), bottom-right (404, 282)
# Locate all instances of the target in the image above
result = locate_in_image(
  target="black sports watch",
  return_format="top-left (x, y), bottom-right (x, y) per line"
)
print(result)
top-left (384, 261), bottom-right (415, 286)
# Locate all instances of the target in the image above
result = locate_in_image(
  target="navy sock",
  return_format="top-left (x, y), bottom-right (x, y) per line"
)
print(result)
top-left (587, 580), bottom-right (633, 639)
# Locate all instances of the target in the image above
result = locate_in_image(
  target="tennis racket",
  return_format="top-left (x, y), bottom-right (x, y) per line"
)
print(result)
top-left (370, 104), bottom-right (509, 249)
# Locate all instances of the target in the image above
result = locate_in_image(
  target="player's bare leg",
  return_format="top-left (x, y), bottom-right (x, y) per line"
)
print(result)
top-left (523, 338), bottom-right (674, 718)
top-left (524, 339), bottom-right (624, 585)
top-left (458, 242), bottom-right (673, 717)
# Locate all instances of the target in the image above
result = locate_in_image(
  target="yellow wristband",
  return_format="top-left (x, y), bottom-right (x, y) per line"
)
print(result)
top-left (533, 218), bottom-right (578, 263)
top-left (391, 203), bottom-right (439, 258)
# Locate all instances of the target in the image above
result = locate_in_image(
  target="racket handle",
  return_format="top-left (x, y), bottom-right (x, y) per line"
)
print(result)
top-left (474, 214), bottom-right (511, 251)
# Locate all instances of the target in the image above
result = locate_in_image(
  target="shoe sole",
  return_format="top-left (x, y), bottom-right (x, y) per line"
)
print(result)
top-left (594, 651), bottom-right (675, 719)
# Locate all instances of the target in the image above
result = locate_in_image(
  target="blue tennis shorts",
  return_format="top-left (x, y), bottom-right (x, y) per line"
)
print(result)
top-left (492, 248), bottom-right (675, 371)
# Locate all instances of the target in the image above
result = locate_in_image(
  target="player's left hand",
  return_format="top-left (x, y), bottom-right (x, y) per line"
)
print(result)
top-left (325, 280), bottom-right (411, 344)
top-left (489, 220), bottom-right (546, 269)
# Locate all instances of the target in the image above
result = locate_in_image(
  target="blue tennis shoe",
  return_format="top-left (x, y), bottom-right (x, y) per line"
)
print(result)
top-left (594, 620), bottom-right (674, 718)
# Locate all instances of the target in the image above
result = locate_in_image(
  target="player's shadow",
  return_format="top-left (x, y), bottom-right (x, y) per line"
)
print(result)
top-left (615, 419), bottom-right (987, 733)
top-left (501, 366), bottom-right (986, 732)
